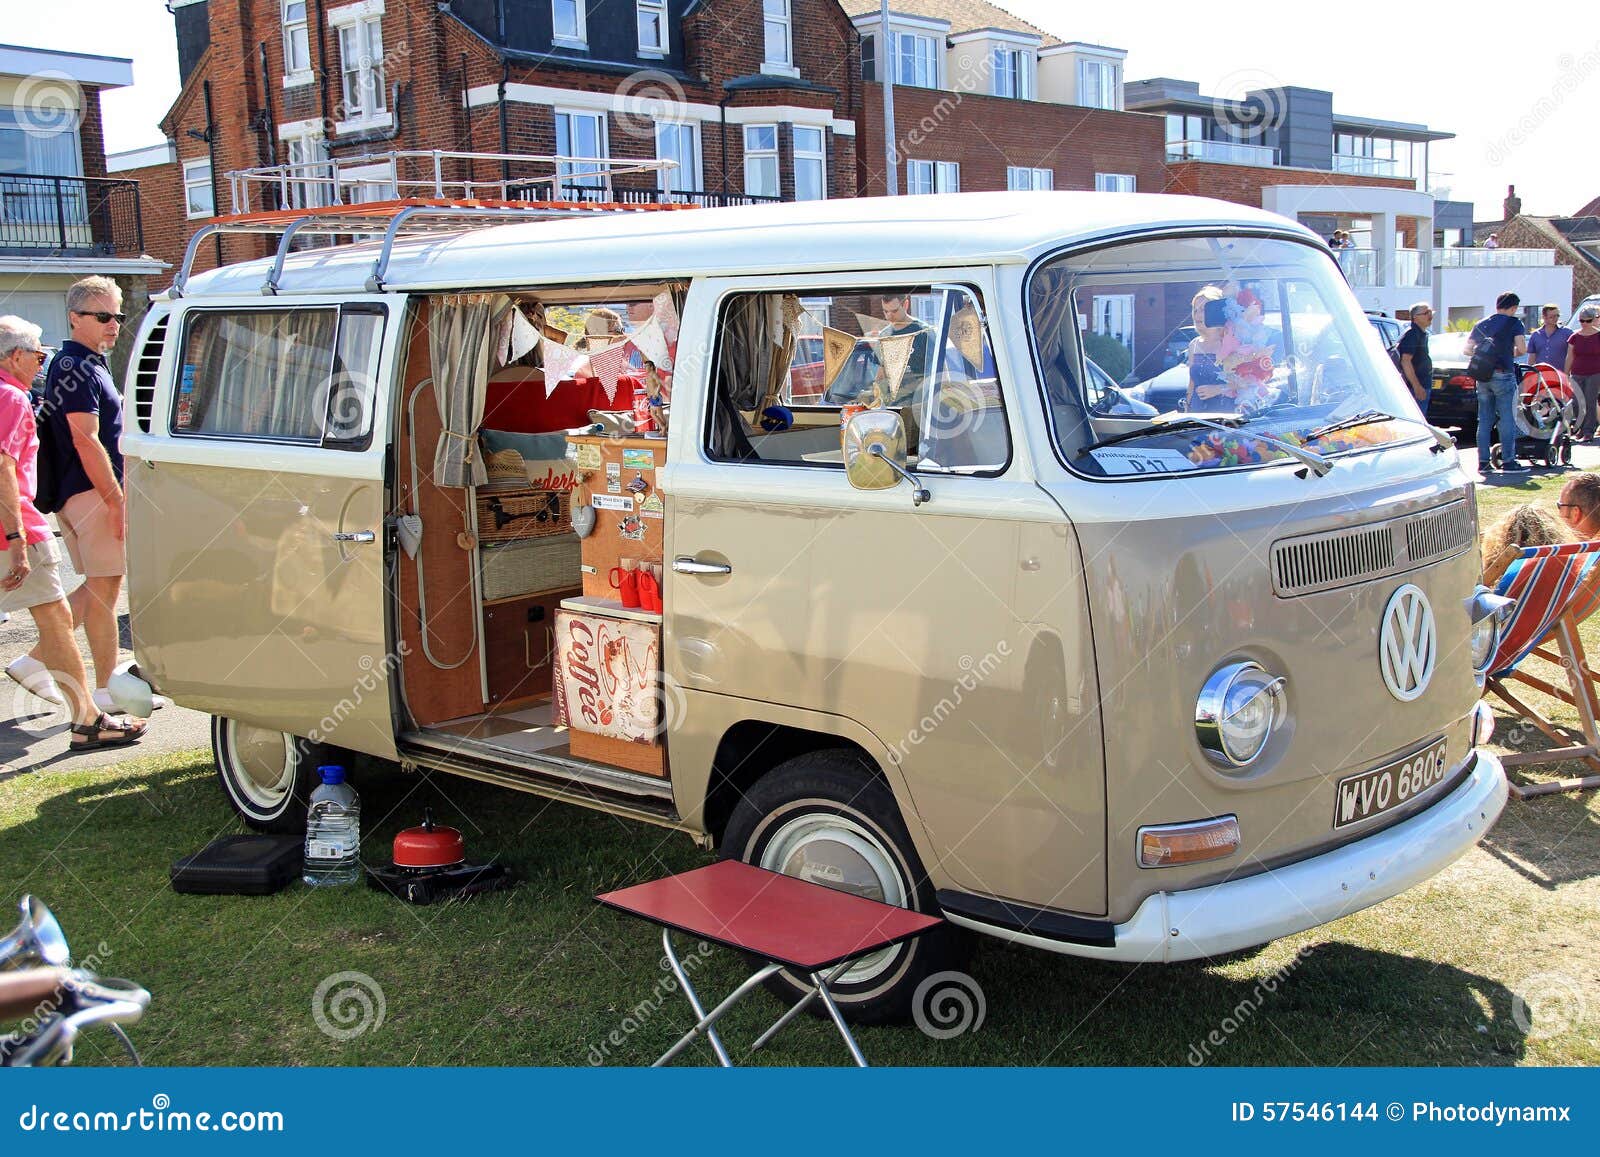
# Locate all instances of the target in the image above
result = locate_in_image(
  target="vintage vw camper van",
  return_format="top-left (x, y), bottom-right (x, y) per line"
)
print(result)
top-left (119, 192), bottom-right (1508, 1022)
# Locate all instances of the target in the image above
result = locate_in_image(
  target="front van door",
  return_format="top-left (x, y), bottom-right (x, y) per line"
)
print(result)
top-left (664, 275), bottom-right (1107, 920)
top-left (122, 300), bottom-right (399, 761)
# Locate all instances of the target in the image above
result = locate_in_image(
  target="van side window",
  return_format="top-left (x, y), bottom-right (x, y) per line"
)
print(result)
top-left (708, 284), bottom-right (1009, 473)
top-left (173, 306), bottom-right (384, 450)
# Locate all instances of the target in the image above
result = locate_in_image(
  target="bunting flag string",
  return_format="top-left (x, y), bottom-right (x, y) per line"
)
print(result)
top-left (588, 342), bottom-right (633, 404)
top-left (540, 337), bottom-right (585, 397)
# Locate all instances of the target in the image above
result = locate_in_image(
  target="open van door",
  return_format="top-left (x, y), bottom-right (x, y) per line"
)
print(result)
top-left (122, 298), bottom-right (401, 762)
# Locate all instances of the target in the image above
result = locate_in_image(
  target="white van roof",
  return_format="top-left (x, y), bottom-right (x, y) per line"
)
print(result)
top-left (175, 191), bottom-right (1318, 298)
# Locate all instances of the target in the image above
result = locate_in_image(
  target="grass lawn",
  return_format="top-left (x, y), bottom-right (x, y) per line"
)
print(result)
top-left (4, 474), bottom-right (1600, 1067)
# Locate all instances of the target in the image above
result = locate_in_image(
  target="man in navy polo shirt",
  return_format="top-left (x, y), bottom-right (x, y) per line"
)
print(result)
top-left (1469, 292), bottom-right (1530, 473)
top-left (26, 276), bottom-right (150, 715)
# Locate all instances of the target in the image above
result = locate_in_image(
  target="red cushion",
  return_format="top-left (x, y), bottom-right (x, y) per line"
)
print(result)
top-left (483, 375), bottom-right (640, 434)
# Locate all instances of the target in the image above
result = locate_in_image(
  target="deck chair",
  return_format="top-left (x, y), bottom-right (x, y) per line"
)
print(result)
top-left (1484, 540), bottom-right (1600, 799)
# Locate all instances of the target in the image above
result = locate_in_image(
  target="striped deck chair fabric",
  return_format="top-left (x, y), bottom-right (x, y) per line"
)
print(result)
top-left (1489, 541), bottom-right (1600, 677)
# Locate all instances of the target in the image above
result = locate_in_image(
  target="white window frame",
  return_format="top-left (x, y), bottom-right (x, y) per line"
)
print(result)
top-left (182, 157), bottom-right (214, 219)
top-left (792, 125), bottom-right (826, 202)
top-left (552, 0), bottom-right (587, 49)
top-left (556, 109), bottom-right (609, 194)
top-left (895, 32), bottom-right (938, 88)
top-left (1007, 166), bottom-right (1052, 191)
top-left (1076, 58), bottom-right (1119, 110)
top-left (743, 124), bottom-right (780, 200)
top-left (655, 120), bottom-right (701, 199)
top-left (636, 0), bottom-right (667, 55)
top-left (329, 2), bottom-right (389, 130)
top-left (906, 159), bottom-right (958, 195)
top-left (340, 160), bottom-right (397, 204)
top-left (1094, 172), bottom-right (1135, 193)
top-left (284, 131), bottom-right (327, 208)
top-left (992, 47), bottom-right (1031, 99)
top-left (282, 0), bottom-right (313, 87)
top-left (762, 0), bottom-right (793, 73)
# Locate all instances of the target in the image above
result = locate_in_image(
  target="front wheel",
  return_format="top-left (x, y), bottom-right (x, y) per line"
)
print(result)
top-left (211, 716), bottom-right (326, 833)
top-left (720, 750), bottom-right (967, 1024)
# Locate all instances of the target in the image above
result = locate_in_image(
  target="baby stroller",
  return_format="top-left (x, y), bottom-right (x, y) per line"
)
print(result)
top-left (1488, 363), bottom-right (1582, 470)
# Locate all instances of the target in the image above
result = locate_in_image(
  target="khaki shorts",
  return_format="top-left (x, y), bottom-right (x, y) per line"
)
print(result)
top-left (0, 537), bottom-right (68, 612)
top-left (58, 489), bottom-right (126, 578)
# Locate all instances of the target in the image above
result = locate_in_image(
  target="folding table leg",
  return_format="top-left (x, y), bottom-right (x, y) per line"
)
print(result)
top-left (750, 959), bottom-right (854, 1054)
top-left (659, 928), bottom-right (733, 1067)
top-left (654, 956), bottom-right (785, 1068)
top-left (810, 971), bottom-right (868, 1068)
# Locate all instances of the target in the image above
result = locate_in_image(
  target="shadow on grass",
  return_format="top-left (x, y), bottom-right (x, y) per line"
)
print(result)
top-left (0, 755), bottom-right (1543, 1067)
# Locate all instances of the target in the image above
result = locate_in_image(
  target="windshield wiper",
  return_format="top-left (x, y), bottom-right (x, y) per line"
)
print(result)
top-left (1081, 414), bottom-right (1333, 478)
top-left (1077, 414), bottom-right (1247, 456)
top-left (1306, 409), bottom-right (1397, 441)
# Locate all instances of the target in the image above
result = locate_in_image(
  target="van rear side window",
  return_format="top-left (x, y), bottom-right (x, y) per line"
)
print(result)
top-left (173, 306), bottom-right (384, 449)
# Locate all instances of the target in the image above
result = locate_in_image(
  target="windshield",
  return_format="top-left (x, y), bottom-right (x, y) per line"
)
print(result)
top-left (1029, 235), bottom-right (1428, 477)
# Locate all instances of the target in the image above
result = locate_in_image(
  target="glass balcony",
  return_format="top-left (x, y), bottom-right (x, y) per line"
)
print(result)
top-left (1432, 248), bottom-right (1556, 268)
top-left (1166, 139), bottom-right (1279, 166)
top-left (1331, 153), bottom-right (1402, 177)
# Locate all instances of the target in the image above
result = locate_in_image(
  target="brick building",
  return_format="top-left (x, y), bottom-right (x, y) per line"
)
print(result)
top-left (1, 43), bottom-right (164, 376)
top-left (844, 1), bottom-right (1165, 196)
top-left (111, 0), bottom-right (863, 290)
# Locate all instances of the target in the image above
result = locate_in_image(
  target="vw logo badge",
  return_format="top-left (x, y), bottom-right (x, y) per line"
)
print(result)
top-left (1380, 584), bottom-right (1436, 702)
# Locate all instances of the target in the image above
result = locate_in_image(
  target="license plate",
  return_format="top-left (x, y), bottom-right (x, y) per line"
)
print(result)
top-left (1333, 737), bottom-right (1450, 829)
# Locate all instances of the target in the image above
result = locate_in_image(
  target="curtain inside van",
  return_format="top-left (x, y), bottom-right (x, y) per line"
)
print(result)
top-left (427, 293), bottom-right (506, 487)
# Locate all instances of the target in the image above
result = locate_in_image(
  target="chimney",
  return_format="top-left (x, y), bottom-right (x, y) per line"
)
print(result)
top-left (1504, 184), bottom-right (1522, 219)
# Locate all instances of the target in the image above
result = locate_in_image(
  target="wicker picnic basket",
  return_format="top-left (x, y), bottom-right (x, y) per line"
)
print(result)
top-left (474, 485), bottom-right (573, 543)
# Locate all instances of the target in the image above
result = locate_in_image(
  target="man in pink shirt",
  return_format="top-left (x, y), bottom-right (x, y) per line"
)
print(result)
top-left (0, 315), bottom-right (143, 751)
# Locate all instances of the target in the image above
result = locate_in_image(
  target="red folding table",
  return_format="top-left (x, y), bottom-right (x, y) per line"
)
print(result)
top-left (596, 859), bottom-right (943, 1067)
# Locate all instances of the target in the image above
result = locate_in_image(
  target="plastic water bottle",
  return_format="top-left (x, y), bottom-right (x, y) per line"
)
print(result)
top-left (303, 766), bottom-right (361, 887)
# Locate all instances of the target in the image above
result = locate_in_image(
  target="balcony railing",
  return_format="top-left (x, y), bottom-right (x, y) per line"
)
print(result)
top-left (1433, 247), bottom-right (1556, 268)
top-left (1166, 139), bottom-right (1279, 166)
top-left (1331, 153), bottom-right (1401, 177)
top-left (0, 173), bottom-right (144, 257)
top-left (228, 150), bottom-right (778, 214)
top-left (1334, 247), bottom-right (1430, 288)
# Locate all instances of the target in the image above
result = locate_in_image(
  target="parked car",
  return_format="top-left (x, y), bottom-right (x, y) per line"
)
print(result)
top-left (1572, 295), bottom-right (1600, 328)
top-left (786, 335), bottom-right (826, 402)
top-left (1425, 331), bottom-right (1478, 442)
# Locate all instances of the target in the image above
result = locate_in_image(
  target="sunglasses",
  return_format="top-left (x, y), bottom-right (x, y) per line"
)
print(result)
top-left (73, 310), bottom-right (126, 324)
top-left (1558, 502), bottom-right (1583, 512)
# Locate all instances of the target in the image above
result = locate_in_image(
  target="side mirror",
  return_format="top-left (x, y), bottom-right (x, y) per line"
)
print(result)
top-left (843, 410), bottom-right (930, 505)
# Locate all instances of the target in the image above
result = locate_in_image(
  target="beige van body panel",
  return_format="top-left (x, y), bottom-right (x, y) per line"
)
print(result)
top-left (663, 270), bottom-right (1108, 916)
top-left (122, 299), bottom-right (400, 761)
top-left (1049, 455), bottom-right (1479, 924)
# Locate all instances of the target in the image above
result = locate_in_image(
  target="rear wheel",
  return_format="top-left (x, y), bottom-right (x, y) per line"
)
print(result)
top-left (720, 750), bottom-right (967, 1024)
top-left (1545, 442), bottom-right (1560, 468)
top-left (211, 716), bottom-right (325, 833)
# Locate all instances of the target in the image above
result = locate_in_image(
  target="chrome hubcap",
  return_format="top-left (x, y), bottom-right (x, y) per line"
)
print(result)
top-left (225, 723), bottom-right (296, 811)
top-left (760, 813), bottom-right (909, 985)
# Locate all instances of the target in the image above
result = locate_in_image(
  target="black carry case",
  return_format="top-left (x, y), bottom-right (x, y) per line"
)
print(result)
top-left (170, 835), bottom-right (304, 896)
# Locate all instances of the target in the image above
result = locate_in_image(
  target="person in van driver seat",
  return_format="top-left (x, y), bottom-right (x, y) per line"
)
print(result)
top-left (868, 293), bottom-right (933, 408)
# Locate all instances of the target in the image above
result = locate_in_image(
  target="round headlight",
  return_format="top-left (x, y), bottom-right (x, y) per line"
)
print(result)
top-left (1196, 662), bottom-right (1287, 768)
top-left (1469, 615), bottom-right (1498, 674)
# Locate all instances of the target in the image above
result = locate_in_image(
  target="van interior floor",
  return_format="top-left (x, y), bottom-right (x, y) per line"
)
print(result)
top-left (422, 698), bottom-right (570, 759)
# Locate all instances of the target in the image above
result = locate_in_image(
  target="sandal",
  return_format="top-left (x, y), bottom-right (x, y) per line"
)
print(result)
top-left (69, 713), bottom-right (147, 750)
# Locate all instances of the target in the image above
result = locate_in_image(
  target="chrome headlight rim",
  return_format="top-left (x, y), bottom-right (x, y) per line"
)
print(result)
top-left (1465, 586), bottom-right (1514, 677)
top-left (1195, 660), bottom-right (1287, 769)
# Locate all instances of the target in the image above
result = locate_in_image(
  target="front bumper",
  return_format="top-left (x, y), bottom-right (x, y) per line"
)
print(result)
top-left (944, 749), bottom-right (1507, 963)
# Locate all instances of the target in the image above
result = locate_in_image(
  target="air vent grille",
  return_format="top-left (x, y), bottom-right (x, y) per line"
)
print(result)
top-left (1272, 500), bottom-right (1473, 597)
top-left (131, 313), bottom-right (168, 435)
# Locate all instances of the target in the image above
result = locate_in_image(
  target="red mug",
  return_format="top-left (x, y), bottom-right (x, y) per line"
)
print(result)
top-left (609, 565), bottom-right (641, 609)
top-left (636, 568), bottom-right (661, 614)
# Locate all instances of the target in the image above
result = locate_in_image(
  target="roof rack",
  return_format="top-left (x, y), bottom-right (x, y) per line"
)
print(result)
top-left (168, 196), bottom-right (697, 298)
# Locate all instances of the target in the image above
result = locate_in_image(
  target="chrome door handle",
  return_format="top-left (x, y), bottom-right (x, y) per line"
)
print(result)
top-left (333, 531), bottom-right (376, 544)
top-left (673, 556), bottom-right (731, 576)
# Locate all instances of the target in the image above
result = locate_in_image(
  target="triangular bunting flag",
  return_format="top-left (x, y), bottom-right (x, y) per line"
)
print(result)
top-left (854, 312), bottom-right (884, 339)
top-left (768, 295), bottom-right (787, 349)
top-left (822, 326), bottom-right (857, 390)
top-left (509, 307), bottom-right (540, 363)
top-left (588, 342), bottom-right (632, 404)
top-left (781, 294), bottom-right (806, 332)
top-left (651, 291), bottom-right (680, 343)
top-left (950, 304), bottom-right (984, 370)
top-left (540, 337), bottom-right (584, 397)
top-left (494, 306), bottom-right (515, 366)
top-left (629, 315), bottom-right (673, 371)
top-left (875, 332), bottom-right (915, 402)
